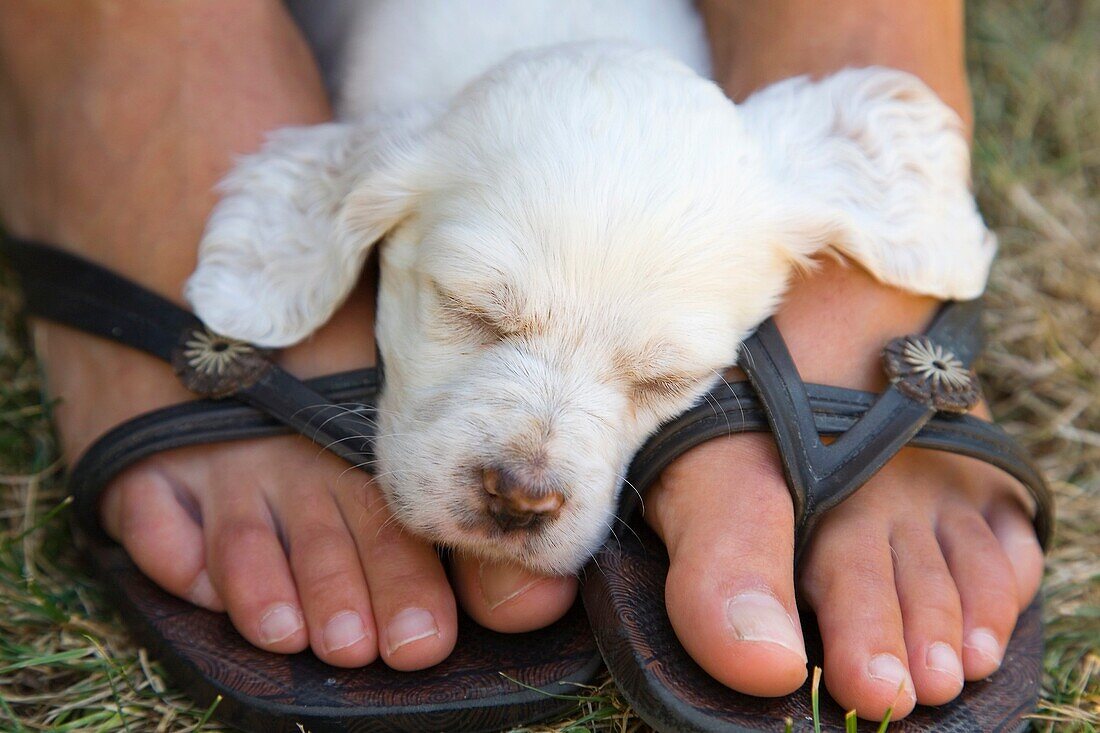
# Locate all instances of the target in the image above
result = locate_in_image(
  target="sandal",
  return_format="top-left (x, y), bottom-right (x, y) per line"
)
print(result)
top-left (4, 237), bottom-right (601, 733)
top-left (582, 299), bottom-right (1054, 732)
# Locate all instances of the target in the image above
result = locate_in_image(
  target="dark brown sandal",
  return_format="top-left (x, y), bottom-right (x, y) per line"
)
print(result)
top-left (582, 300), bottom-right (1054, 732)
top-left (4, 238), bottom-right (601, 733)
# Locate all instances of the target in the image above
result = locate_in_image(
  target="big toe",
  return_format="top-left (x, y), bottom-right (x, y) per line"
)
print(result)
top-left (651, 437), bottom-right (808, 697)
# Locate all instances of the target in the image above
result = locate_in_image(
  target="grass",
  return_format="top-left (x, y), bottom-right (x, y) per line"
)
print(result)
top-left (1, 0), bottom-right (1097, 730)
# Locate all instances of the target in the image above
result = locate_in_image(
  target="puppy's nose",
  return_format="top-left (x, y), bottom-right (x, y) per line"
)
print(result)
top-left (481, 467), bottom-right (564, 531)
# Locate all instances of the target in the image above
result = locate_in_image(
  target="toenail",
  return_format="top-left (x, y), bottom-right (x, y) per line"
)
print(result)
top-left (964, 628), bottom-right (1003, 667)
top-left (259, 604), bottom-right (304, 644)
top-left (186, 569), bottom-right (218, 608)
top-left (386, 607), bottom-right (439, 654)
top-left (725, 591), bottom-right (806, 661)
top-left (867, 653), bottom-right (915, 699)
top-left (479, 561), bottom-right (544, 611)
top-left (323, 611), bottom-right (366, 653)
top-left (926, 642), bottom-right (964, 683)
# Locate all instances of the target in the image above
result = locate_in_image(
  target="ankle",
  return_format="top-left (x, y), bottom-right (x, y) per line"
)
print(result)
top-left (772, 258), bottom-right (941, 391)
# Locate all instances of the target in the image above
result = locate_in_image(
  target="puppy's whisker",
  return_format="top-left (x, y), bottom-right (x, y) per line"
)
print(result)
top-left (617, 473), bottom-right (645, 517)
top-left (370, 432), bottom-right (420, 442)
top-left (604, 520), bottom-right (623, 555)
top-left (373, 512), bottom-right (402, 539)
top-left (310, 434), bottom-right (375, 464)
top-left (316, 429), bottom-right (420, 465)
top-left (710, 368), bottom-right (744, 435)
top-left (589, 548), bottom-right (605, 577)
top-left (361, 469), bottom-right (403, 486)
top-left (374, 510), bottom-right (415, 542)
top-left (338, 461), bottom-right (378, 482)
top-left (613, 513), bottom-right (644, 546)
top-left (289, 405), bottom-right (378, 449)
top-left (318, 433), bottom-right (376, 449)
top-left (291, 402), bottom-right (377, 430)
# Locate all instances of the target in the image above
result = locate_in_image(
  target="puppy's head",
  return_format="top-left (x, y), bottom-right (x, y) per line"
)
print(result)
top-left (190, 47), bottom-right (984, 573)
top-left (352, 44), bottom-right (823, 572)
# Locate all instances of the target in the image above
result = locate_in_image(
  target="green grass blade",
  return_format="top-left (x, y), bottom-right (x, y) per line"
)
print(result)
top-left (0, 495), bottom-right (71, 549)
top-left (0, 694), bottom-right (26, 733)
top-left (812, 666), bottom-right (823, 733)
top-left (875, 680), bottom-right (906, 733)
top-left (498, 673), bottom-right (594, 702)
top-left (0, 648), bottom-right (92, 674)
top-left (195, 695), bottom-right (222, 729)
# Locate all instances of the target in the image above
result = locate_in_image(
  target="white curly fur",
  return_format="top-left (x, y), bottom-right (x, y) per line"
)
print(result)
top-left (185, 0), bottom-right (994, 573)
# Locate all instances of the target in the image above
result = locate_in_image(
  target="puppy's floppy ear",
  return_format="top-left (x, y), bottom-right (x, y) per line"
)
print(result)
top-left (186, 109), bottom-right (435, 347)
top-left (746, 68), bottom-right (995, 300)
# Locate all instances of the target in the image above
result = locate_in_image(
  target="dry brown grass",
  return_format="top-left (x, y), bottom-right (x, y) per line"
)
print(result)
top-left (1, 0), bottom-right (1097, 730)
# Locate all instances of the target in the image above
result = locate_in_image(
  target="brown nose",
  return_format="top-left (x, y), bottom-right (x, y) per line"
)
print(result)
top-left (481, 467), bottom-right (564, 531)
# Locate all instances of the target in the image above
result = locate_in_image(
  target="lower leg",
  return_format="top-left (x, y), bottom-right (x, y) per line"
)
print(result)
top-left (0, 0), bottom-right (337, 452)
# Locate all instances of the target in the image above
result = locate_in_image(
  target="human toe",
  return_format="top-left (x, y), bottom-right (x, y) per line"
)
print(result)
top-left (451, 556), bottom-right (577, 633)
top-left (203, 482), bottom-right (308, 654)
top-left (801, 523), bottom-right (917, 720)
top-left (101, 464), bottom-right (223, 611)
top-left (938, 509), bottom-right (1020, 680)
top-left (335, 480), bottom-right (458, 671)
top-left (652, 437), bottom-right (808, 697)
top-left (280, 485), bottom-right (378, 667)
top-left (986, 496), bottom-right (1044, 610)
top-left (890, 522), bottom-right (965, 705)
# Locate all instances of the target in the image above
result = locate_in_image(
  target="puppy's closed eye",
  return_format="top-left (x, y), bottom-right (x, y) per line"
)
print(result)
top-left (432, 280), bottom-right (536, 343)
top-left (434, 283), bottom-right (505, 342)
top-left (619, 343), bottom-right (705, 404)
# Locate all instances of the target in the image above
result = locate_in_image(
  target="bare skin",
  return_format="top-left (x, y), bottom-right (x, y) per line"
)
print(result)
top-left (635, 1), bottom-right (1045, 719)
top-left (0, 0), bottom-right (1044, 722)
top-left (0, 0), bottom-right (576, 672)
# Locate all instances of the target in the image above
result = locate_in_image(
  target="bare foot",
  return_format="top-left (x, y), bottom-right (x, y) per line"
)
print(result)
top-left (643, 261), bottom-right (1043, 719)
top-left (0, 0), bottom-right (575, 670)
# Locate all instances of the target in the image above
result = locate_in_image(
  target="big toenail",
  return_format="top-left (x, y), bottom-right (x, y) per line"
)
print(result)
top-left (964, 628), bottom-right (1003, 667)
top-left (323, 611), bottom-right (366, 653)
top-left (725, 592), bottom-right (806, 661)
top-left (480, 561), bottom-right (544, 611)
top-left (926, 642), bottom-right (964, 683)
top-left (386, 607), bottom-right (439, 654)
top-left (186, 569), bottom-right (218, 608)
top-left (259, 604), bottom-right (304, 644)
top-left (868, 654), bottom-right (915, 699)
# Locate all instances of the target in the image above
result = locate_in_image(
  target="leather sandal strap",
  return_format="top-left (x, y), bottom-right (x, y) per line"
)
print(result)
top-left (3, 237), bottom-right (382, 535)
top-left (70, 368), bottom-right (379, 539)
top-left (5, 237), bottom-right (201, 362)
top-left (4, 237), bottom-right (1053, 556)
top-left (624, 302), bottom-right (1053, 557)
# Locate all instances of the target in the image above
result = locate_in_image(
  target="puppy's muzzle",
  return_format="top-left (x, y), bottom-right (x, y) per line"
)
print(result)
top-left (480, 466), bottom-right (565, 532)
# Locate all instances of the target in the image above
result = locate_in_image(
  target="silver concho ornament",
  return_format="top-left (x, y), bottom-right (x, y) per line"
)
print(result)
top-left (172, 327), bottom-right (272, 398)
top-left (882, 335), bottom-right (981, 414)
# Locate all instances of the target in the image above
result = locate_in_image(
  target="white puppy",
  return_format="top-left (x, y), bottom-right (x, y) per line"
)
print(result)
top-left (186, 0), bottom-right (994, 574)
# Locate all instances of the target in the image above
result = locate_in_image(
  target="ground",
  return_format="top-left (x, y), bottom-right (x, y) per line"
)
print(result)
top-left (0, 1), bottom-right (1096, 730)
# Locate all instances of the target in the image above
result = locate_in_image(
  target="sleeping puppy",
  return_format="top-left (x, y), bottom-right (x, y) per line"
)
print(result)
top-left (186, 0), bottom-right (994, 574)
